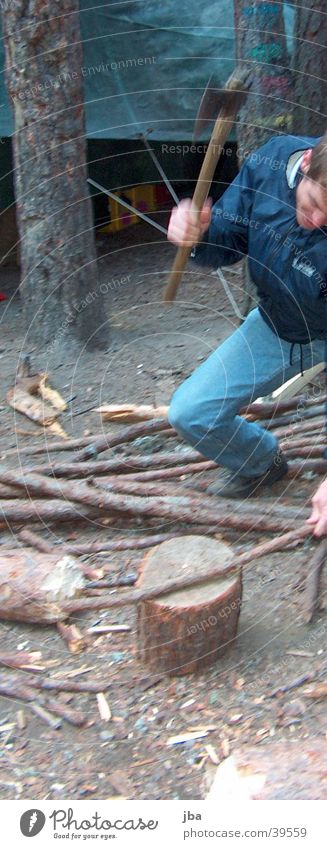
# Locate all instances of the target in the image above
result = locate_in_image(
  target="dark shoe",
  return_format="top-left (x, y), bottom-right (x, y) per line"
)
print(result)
top-left (207, 451), bottom-right (288, 499)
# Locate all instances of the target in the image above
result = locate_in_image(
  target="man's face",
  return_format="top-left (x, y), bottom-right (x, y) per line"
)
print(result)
top-left (295, 149), bottom-right (327, 229)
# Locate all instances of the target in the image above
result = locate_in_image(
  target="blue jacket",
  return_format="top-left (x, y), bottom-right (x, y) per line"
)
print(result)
top-left (192, 135), bottom-right (327, 344)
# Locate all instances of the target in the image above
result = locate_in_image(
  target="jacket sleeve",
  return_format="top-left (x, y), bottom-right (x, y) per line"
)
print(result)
top-left (191, 156), bottom-right (255, 268)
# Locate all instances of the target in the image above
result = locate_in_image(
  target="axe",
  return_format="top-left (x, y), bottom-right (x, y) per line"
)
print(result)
top-left (164, 67), bottom-right (252, 304)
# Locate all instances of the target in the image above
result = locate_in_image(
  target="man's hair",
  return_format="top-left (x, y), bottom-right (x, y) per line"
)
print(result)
top-left (306, 131), bottom-right (327, 189)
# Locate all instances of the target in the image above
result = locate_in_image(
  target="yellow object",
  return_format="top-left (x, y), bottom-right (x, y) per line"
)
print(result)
top-left (101, 184), bottom-right (156, 233)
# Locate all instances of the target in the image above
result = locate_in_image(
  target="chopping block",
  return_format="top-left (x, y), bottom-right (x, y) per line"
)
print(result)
top-left (137, 535), bottom-right (242, 676)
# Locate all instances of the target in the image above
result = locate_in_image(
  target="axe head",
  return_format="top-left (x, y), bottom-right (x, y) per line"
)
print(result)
top-left (193, 66), bottom-right (252, 141)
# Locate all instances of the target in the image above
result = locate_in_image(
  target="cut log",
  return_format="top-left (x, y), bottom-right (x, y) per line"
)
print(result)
top-left (0, 549), bottom-right (85, 624)
top-left (136, 536), bottom-right (242, 675)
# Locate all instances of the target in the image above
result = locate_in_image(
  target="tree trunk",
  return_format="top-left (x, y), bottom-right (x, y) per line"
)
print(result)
top-left (234, 0), bottom-right (294, 160)
top-left (292, 1), bottom-right (327, 137)
top-left (137, 536), bottom-right (242, 675)
top-left (2, 0), bottom-right (107, 350)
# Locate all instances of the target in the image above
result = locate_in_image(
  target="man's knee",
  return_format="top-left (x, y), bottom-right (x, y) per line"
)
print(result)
top-left (168, 390), bottom-right (191, 435)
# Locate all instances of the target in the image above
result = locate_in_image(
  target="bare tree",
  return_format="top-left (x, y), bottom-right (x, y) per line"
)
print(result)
top-left (234, 0), bottom-right (293, 160)
top-left (2, 0), bottom-right (107, 350)
top-left (292, 0), bottom-right (327, 137)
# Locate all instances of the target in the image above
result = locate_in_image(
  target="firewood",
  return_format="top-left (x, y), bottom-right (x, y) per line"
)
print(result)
top-left (303, 539), bottom-right (327, 624)
top-left (265, 404), bottom-right (325, 431)
top-left (96, 403), bottom-right (168, 423)
top-left (43, 699), bottom-right (87, 727)
top-left (28, 678), bottom-right (106, 694)
top-left (268, 673), bottom-right (314, 698)
top-left (62, 526), bottom-right (312, 617)
top-left (93, 478), bottom-right (306, 529)
top-left (287, 459), bottom-right (327, 476)
top-left (0, 677), bottom-right (37, 702)
top-left (30, 703), bottom-right (62, 729)
top-left (16, 530), bottom-right (101, 578)
top-left (27, 449), bottom-right (208, 478)
top-left (0, 498), bottom-right (96, 524)
top-left (7, 384), bottom-right (59, 426)
top-left (0, 548), bottom-right (85, 624)
top-left (0, 482), bottom-right (27, 498)
top-left (17, 529), bottom-right (54, 553)
top-left (56, 621), bottom-right (88, 653)
top-left (0, 470), bottom-right (299, 534)
top-left (271, 417), bottom-right (325, 440)
top-left (73, 417), bottom-right (171, 462)
top-left (285, 445), bottom-right (325, 458)
top-left (241, 393), bottom-right (327, 420)
top-left (280, 435), bottom-right (323, 451)
top-left (137, 536), bottom-right (242, 675)
top-left (65, 529), bottom-right (221, 555)
top-left (5, 433), bottom-right (117, 456)
top-left (0, 652), bottom-right (44, 672)
top-left (115, 460), bottom-right (216, 481)
top-left (0, 523), bottom-right (307, 628)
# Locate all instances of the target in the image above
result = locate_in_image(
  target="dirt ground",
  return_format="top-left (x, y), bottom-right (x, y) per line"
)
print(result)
top-left (0, 216), bottom-right (327, 801)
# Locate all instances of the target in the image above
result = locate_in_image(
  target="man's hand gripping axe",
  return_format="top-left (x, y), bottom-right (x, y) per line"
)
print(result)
top-left (163, 67), bottom-right (252, 304)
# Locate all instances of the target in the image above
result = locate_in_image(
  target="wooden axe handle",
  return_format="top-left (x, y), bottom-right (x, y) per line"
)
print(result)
top-left (164, 108), bottom-right (238, 304)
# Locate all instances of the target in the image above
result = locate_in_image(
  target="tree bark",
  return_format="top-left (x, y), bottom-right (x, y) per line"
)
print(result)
top-left (2, 0), bottom-right (107, 349)
top-left (234, 0), bottom-right (294, 159)
top-left (292, 1), bottom-right (327, 137)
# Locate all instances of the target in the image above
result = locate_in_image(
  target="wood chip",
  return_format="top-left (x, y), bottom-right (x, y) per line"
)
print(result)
top-left (303, 683), bottom-right (327, 699)
top-left (167, 731), bottom-right (209, 745)
top-left (285, 651), bottom-right (315, 658)
top-left (17, 710), bottom-right (26, 730)
top-left (39, 376), bottom-right (67, 411)
top-left (96, 692), bottom-right (112, 722)
top-left (205, 744), bottom-right (219, 765)
top-left (87, 625), bottom-right (131, 634)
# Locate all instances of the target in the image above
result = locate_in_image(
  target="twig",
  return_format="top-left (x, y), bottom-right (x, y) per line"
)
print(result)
top-left (267, 672), bottom-right (315, 698)
top-left (18, 529), bottom-right (54, 553)
top-left (27, 678), bottom-right (106, 694)
top-left (65, 529), bottom-right (220, 555)
top-left (30, 703), bottom-right (62, 729)
top-left (73, 417), bottom-right (171, 462)
top-left (43, 699), bottom-right (87, 727)
top-left (63, 526), bottom-right (312, 615)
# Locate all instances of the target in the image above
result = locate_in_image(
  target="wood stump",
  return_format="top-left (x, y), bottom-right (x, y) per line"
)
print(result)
top-left (137, 536), bottom-right (242, 676)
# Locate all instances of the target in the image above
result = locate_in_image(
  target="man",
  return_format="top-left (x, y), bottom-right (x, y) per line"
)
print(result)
top-left (167, 133), bottom-right (327, 499)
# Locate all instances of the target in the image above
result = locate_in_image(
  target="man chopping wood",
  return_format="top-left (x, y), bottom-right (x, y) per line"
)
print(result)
top-left (167, 133), bottom-right (327, 501)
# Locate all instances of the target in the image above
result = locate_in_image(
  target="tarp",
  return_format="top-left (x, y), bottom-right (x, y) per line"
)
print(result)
top-left (0, 1), bottom-right (236, 140)
top-left (0, 2), bottom-right (294, 207)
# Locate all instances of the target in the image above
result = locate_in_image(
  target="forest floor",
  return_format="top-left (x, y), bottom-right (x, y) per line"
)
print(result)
top-left (0, 215), bottom-right (327, 802)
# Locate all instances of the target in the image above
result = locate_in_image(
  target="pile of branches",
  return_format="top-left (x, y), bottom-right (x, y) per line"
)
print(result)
top-left (0, 391), bottom-right (326, 728)
top-left (1, 391), bottom-right (326, 538)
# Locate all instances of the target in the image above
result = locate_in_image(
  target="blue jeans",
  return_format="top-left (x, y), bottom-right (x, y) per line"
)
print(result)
top-left (168, 308), bottom-right (325, 478)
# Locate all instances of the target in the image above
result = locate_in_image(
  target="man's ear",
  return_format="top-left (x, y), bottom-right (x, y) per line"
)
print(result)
top-left (301, 148), bottom-right (313, 174)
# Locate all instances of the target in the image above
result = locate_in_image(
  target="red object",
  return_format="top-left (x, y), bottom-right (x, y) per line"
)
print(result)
top-left (0, 294), bottom-right (8, 301)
